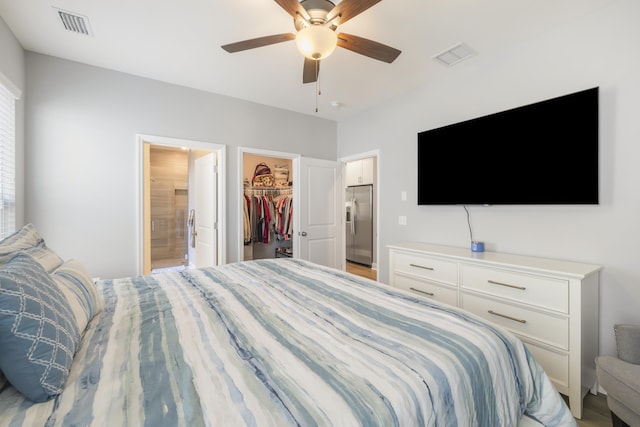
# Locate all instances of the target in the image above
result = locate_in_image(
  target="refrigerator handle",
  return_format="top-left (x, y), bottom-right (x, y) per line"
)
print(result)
top-left (351, 198), bottom-right (357, 235)
top-left (346, 200), bottom-right (355, 235)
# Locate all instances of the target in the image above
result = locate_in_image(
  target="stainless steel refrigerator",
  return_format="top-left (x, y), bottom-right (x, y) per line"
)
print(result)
top-left (345, 185), bottom-right (373, 267)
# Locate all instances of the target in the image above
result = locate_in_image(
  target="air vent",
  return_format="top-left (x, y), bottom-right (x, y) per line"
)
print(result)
top-left (54, 8), bottom-right (92, 36)
top-left (433, 43), bottom-right (476, 67)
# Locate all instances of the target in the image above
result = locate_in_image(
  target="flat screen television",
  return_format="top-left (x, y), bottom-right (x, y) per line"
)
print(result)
top-left (417, 87), bottom-right (599, 205)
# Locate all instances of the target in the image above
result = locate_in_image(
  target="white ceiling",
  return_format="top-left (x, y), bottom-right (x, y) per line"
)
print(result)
top-left (0, 0), bottom-right (613, 121)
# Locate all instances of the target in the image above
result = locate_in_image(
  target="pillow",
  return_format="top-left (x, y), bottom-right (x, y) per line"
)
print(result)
top-left (0, 252), bottom-right (80, 402)
top-left (0, 223), bottom-right (41, 253)
top-left (0, 223), bottom-right (64, 273)
top-left (23, 244), bottom-right (64, 273)
top-left (52, 259), bottom-right (103, 334)
top-left (615, 324), bottom-right (640, 364)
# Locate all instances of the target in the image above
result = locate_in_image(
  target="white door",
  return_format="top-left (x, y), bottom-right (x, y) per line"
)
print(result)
top-left (194, 153), bottom-right (217, 268)
top-left (297, 157), bottom-right (342, 269)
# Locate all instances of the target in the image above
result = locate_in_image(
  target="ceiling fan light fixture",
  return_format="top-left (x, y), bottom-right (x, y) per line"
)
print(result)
top-left (295, 25), bottom-right (337, 60)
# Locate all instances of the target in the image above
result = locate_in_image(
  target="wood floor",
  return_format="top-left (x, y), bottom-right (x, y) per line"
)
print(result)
top-left (151, 257), bottom-right (187, 270)
top-left (574, 393), bottom-right (612, 427)
top-left (344, 261), bottom-right (612, 426)
top-left (346, 260), bottom-right (377, 280)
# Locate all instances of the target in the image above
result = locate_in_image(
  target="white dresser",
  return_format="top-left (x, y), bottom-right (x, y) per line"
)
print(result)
top-left (388, 242), bottom-right (602, 419)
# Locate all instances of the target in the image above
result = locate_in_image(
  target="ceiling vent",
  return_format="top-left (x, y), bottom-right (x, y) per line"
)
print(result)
top-left (54, 8), bottom-right (92, 36)
top-left (433, 43), bottom-right (476, 67)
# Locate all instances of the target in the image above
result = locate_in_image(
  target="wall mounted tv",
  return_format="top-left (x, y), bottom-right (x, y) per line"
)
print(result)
top-left (417, 87), bottom-right (599, 205)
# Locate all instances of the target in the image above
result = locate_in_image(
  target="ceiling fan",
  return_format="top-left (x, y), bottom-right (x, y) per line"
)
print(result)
top-left (221, 0), bottom-right (401, 84)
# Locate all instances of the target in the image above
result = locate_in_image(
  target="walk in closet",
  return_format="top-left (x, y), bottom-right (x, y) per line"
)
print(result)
top-left (242, 154), bottom-right (293, 260)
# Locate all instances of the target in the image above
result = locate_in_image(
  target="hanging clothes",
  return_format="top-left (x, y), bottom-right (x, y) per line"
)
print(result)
top-left (243, 194), bottom-right (251, 244)
top-left (274, 193), bottom-right (293, 241)
top-left (243, 187), bottom-right (293, 245)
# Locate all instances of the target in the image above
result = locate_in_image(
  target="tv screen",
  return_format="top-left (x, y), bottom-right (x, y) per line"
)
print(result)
top-left (417, 87), bottom-right (599, 205)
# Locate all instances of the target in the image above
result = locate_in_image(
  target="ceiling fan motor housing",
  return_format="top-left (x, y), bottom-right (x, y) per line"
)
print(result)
top-left (295, 0), bottom-right (337, 31)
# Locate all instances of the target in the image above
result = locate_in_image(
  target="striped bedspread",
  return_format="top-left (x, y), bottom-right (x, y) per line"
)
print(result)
top-left (0, 258), bottom-right (576, 426)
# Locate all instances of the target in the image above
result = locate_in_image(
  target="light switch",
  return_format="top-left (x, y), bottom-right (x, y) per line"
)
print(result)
top-left (398, 216), bottom-right (407, 225)
top-left (401, 191), bottom-right (407, 201)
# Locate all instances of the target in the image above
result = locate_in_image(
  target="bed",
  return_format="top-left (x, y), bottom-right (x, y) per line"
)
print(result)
top-left (0, 226), bottom-right (576, 426)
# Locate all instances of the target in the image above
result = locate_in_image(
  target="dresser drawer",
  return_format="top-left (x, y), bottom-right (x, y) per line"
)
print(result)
top-left (391, 251), bottom-right (457, 286)
top-left (461, 293), bottom-right (569, 350)
top-left (524, 342), bottom-right (569, 392)
top-left (394, 274), bottom-right (458, 306)
top-left (461, 265), bottom-right (569, 313)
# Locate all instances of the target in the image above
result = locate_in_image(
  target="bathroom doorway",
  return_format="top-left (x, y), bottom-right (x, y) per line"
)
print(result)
top-left (137, 134), bottom-right (226, 275)
top-left (149, 145), bottom-right (190, 272)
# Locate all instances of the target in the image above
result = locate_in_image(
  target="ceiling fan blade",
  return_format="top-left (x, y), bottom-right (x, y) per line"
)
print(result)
top-left (221, 33), bottom-right (296, 53)
top-left (327, 0), bottom-right (381, 25)
top-left (303, 58), bottom-right (320, 84)
top-left (336, 33), bottom-right (401, 63)
top-left (274, 0), bottom-right (309, 20)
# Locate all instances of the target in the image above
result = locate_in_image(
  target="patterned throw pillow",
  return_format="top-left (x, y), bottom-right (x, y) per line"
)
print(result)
top-left (0, 223), bottom-right (64, 273)
top-left (52, 259), bottom-right (103, 335)
top-left (0, 252), bottom-right (80, 402)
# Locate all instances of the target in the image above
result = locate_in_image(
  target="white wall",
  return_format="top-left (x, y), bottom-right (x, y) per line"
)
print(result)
top-left (337, 0), bottom-right (640, 357)
top-left (0, 16), bottom-right (25, 227)
top-left (24, 53), bottom-right (337, 279)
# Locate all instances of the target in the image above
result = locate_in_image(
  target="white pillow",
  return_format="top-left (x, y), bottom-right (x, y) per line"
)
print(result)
top-left (52, 259), bottom-right (103, 335)
top-left (0, 223), bottom-right (64, 272)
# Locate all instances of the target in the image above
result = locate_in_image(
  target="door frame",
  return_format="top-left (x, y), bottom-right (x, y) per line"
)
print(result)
top-left (338, 149), bottom-right (380, 272)
top-left (237, 146), bottom-right (299, 262)
top-left (136, 134), bottom-right (227, 275)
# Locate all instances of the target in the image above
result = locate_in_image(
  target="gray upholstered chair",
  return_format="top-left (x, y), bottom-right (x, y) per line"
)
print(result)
top-left (596, 324), bottom-right (640, 427)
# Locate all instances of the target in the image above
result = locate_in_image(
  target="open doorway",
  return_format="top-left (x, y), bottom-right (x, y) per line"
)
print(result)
top-left (239, 148), bottom-right (296, 262)
top-left (236, 147), bottom-right (342, 269)
top-left (137, 134), bottom-right (226, 275)
top-left (148, 145), bottom-right (190, 272)
top-left (340, 150), bottom-right (379, 281)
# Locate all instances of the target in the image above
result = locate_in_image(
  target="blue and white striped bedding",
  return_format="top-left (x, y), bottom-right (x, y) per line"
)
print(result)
top-left (0, 258), bottom-right (576, 426)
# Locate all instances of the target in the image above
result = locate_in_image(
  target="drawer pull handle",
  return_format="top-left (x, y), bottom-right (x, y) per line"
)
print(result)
top-left (409, 263), bottom-right (434, 271)
top-left (487, 280), bottom-right (526, 291)
top-left (410, 287), bottom-right (434, 297)
top-left (488, 310), bottom-right (527, 324)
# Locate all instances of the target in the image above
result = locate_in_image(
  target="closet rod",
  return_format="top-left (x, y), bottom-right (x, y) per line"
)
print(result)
top-left (244, 187), bottom-right (292, 196)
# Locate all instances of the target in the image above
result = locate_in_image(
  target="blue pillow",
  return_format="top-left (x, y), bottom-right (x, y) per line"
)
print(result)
top-left (0, 252), bottom-right (80, 402)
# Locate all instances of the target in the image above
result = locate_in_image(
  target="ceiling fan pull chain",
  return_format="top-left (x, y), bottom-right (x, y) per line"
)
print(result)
top-left (315, 60), bottom-right (320, 112)
top-left (317, 60), bottom-right (321, 96)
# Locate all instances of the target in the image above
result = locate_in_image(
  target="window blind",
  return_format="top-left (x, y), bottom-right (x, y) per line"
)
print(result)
top-left (0, 76), bottom-right (18, 239)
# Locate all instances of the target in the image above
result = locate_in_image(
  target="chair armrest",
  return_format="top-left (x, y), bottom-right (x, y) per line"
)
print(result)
top-left (596, 355), bottom-right (640, 412)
